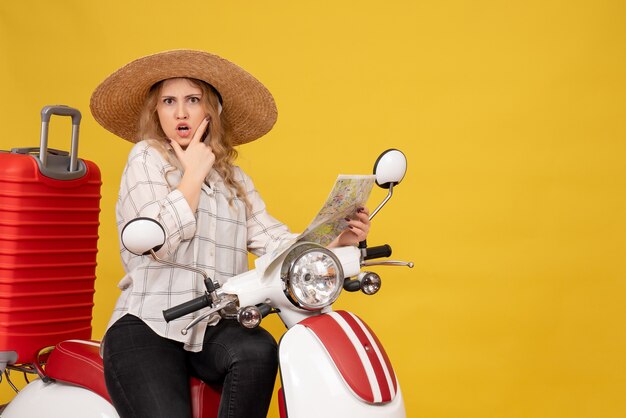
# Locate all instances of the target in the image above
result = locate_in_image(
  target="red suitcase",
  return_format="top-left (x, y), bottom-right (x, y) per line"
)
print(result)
top-left (0, 106), bottom-right (102, 367)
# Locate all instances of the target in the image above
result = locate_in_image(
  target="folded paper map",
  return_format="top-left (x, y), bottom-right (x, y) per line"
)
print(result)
top-left (297, 174), bottom-right (376, 246)
top-left (254, 174), bottom-right (376, 274)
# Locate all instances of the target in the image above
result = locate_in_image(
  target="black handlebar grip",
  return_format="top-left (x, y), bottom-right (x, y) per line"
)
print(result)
top-left (257, 303), bottom-right (273, 318)
top-left (204, 278), bottom-right (215, 293)
top-left (364, 244), bottom-right (392, 260)
top-left (163, 294), bottom-right (211, 322)
top-left (343, 279), bottom-right (361, 292)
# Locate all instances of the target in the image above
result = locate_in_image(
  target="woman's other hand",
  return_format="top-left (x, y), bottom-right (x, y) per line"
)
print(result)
top-left (328, 206), bottom-right (371, 248)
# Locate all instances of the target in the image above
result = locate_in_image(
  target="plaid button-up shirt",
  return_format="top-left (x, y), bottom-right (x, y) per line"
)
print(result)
top-left (107, 141), bottom-right (297, 351)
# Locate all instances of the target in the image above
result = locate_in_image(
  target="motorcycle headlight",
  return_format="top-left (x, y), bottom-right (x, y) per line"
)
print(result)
top-left (281, 242), bottom-right (344, 310)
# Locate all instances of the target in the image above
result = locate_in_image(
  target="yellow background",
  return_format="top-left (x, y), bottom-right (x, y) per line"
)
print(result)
top-left (1, 0), bottom-right (625, 417)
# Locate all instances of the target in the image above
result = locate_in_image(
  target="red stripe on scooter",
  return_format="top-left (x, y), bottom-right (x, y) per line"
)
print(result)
top-left (301, 314), bottom-right (374, 402)
top-left (335, 311), bottom-right (392, 402)
top-left (359, 318), bottom-right (398, 393)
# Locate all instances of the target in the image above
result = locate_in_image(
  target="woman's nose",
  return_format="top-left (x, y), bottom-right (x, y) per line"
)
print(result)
top-left (175, 103), bottom-right (188, 119)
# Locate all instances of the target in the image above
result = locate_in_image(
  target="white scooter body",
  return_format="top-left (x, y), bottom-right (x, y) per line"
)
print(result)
top-left (2, 379), bottom-right (119, 418)
top-left (219, 239), bottom-right (406, 418)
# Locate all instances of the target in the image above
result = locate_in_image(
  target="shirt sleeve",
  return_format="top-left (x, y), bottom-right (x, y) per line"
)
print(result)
top-left (240, 168), bottom-right (299, 257)
top-left (117, 142), bottom-right (197, 260)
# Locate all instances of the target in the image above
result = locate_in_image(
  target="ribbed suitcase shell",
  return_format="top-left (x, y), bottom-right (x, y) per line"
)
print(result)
top-left (0, 109), bottom-right (101, 365)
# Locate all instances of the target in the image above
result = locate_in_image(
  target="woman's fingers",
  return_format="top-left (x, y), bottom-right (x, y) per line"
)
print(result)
top-left (356, 206), bottom-right (370, 217)
top-left (168, 135), bottom-right (215, 180)
top-left (343, 206), bottom-right (371, 243)
top-left (190, 116), bottom-right (211, 144)
top-left (355, 207), bottom-right (371, 225)
top-left (347, 222), bottom-right (369, 240)
top-left (348, 207), bottom-right (371, 231)
top-left (169, 139), bottom-right (184, 160)
top-left (329, 206), bottom-right (372, 248)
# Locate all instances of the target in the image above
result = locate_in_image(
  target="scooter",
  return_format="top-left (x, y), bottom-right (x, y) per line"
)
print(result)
top-left (1, 149), bottom-right (412, 418)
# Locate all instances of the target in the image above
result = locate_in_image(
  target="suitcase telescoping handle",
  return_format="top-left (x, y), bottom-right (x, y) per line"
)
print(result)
top-left (40, 105), bottom-right (82, 172)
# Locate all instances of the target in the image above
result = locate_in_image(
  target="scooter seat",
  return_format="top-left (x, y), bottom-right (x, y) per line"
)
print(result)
top-left (45, 339), bottom-right (110, 401)
top-left (45, 339), bottom-right (221, 418)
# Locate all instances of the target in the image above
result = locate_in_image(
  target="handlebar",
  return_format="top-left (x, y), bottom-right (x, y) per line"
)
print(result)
top-left (364, 244), bottom-right (392, 260)
top-left (163, 294), bottom-right (212, 322)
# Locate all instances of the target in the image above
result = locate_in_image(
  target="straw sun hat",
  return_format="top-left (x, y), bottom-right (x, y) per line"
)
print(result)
top-left (90, 49), bottom-right (278, 145)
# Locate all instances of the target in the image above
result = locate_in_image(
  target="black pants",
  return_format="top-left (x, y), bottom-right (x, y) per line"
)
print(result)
top-left (102, 314), bottom-right (278, 418)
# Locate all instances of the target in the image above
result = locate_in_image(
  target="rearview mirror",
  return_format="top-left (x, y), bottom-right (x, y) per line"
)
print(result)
top-left (373, 149), bottom-right (407, 189)
top-left (120, 217), bottom-right (166, 256)
top-left (368, 149), bottom-right (408, 221)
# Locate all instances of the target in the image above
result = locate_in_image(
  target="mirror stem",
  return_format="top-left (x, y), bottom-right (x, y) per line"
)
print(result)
top-left (149, 249), bottom-right (219, 301)
top-left (368, 182), bottom-right (395, 222)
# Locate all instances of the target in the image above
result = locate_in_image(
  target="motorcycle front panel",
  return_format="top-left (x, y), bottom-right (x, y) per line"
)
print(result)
top-left (278, 311), bottom-right (406, 418)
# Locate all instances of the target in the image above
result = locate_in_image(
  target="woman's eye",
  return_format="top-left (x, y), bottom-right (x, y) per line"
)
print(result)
top-left (163, 98), bottom-right (174, 105)
top-left (189, 97), bottom-right (200, 104)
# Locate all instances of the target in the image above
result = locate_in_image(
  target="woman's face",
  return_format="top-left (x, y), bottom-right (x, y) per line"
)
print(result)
top-left (156, 78), bottom-right (208, 148)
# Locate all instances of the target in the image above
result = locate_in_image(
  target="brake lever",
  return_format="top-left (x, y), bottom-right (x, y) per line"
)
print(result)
top-left (360, 260), bottom-right (414, 268)
top-left (181, 296), bottom-right (238, 335)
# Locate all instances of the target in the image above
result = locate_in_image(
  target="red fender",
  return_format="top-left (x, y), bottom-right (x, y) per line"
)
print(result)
top-left (301, 310), bottom-right (398, 404)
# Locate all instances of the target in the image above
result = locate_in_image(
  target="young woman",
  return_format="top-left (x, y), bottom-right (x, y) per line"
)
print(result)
top-left (90, 50), bottom-right (370, 418)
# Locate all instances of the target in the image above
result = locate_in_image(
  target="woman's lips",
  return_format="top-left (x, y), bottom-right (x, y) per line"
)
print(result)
top-left (176, 123), bottom-right (191, 138)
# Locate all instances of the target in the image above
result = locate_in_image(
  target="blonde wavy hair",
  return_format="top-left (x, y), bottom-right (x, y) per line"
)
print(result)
top-left (137, 78), bottom-right (251, 209)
